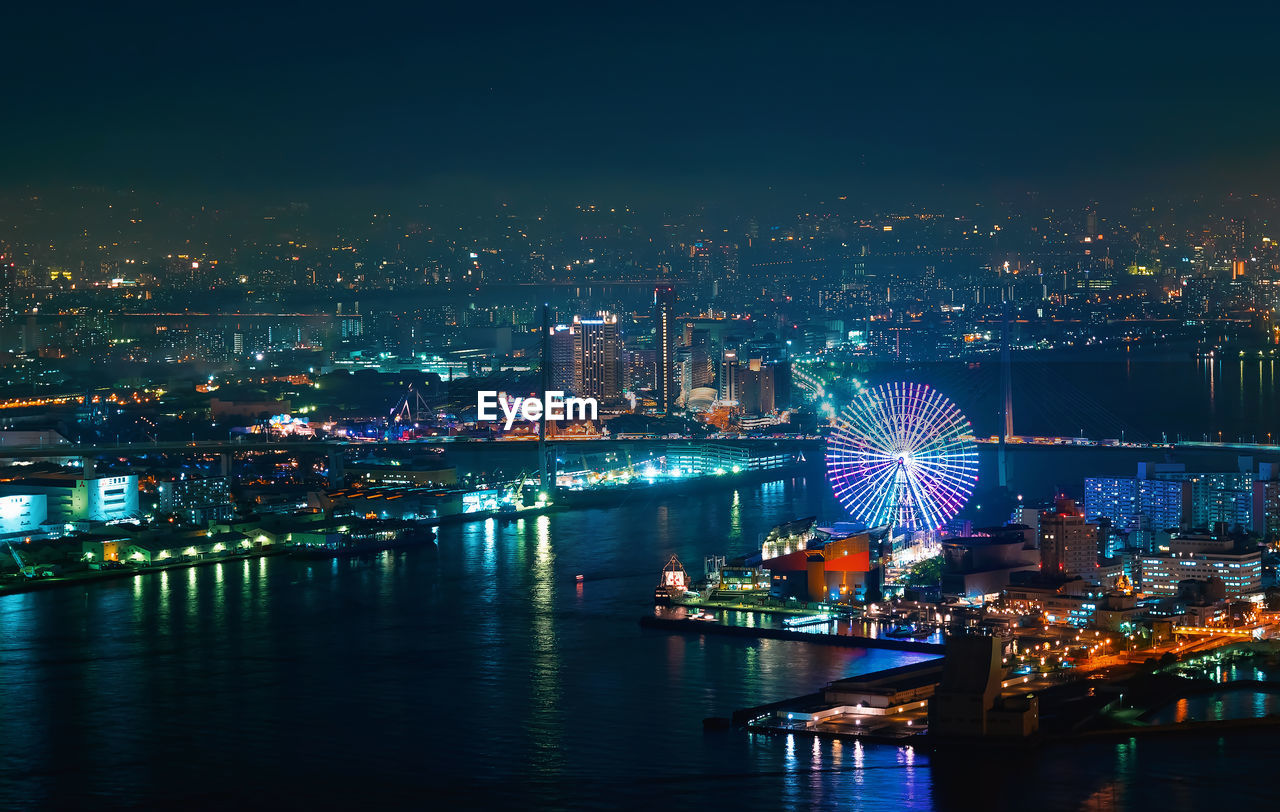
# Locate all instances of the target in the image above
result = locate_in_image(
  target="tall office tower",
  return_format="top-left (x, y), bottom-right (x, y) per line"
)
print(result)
top-left (0, 257), bottom-right (14, 351)
top-left (0, 254), bottom-right (12, 317)
top-left (719, 349), bottom-right (740, 402)
top-left (573, 313), bottom-right (619, 401)
top-left (1229, 217), bottom-right (1248, 255)
top-left (1039, 497), bottom-right (1098, 580)
top-left (771, 360), bottom-right (792, 410)
top-left (548, 323), bottom-right (577, 392)
top-left (688, 328), bottom-right (713, 389)
top-left (654, 286), bottom-right (676, 412)
top-left (676, 345), bottom-right (692, 405)
top-left (21, 312), bottom-right (41, 355)
top-left (689, 242), bottom-right (712, 301)
top-left (737, 360), bottom-right (776, 415)
top-left (625, 346), bottom-right (656, 391)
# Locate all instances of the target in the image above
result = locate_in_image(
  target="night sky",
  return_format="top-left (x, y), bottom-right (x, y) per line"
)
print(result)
top-left (5, 0), bottom-right (1278, 206)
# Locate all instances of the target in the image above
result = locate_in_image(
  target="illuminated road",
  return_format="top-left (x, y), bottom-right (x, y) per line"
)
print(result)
top-left (0, 435), bottom-right (824, 459)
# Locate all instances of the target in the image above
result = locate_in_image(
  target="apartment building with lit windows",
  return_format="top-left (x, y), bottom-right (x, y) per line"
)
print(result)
top-left (1139, 532), bottom-right (1262, 599)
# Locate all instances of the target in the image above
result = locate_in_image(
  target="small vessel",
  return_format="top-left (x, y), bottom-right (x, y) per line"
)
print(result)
top-left (784, 613), bottom-right (832, 628)
top-left (884, 623), bottom-right (919, 638)
top-left (654, 555), bottom-right (690, 605)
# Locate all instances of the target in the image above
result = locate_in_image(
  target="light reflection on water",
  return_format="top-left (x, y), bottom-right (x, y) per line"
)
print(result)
top-left (0, 476), bottom-right (1275, 809)
top-left (1148, 691), bottom-right (1280, 725)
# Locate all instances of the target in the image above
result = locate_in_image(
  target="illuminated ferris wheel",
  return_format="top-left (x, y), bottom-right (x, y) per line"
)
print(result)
top-left (826, 382), bottom-right (978, 531)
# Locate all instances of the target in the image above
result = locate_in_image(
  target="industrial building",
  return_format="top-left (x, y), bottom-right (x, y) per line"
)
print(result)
top-left (345, 460), bottom-right (458, 488)
top-left (0, 493), bottom-right (48, 537)
top-left (664, 443), bottom-right (797, 476)
top-left (0, 473), bottom-right (139, 524)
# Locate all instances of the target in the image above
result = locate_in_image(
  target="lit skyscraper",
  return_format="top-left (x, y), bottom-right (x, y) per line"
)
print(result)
top-left (654, 286), bottom-right (676, 413)
top-left (548, 323), bottom-right (577, 393)
top-left (718, 349), bottom-right (739, 402)
top-left (573, 313), bottom-right (619, 401)
top-left (737, 359), bottom-right (776, 415)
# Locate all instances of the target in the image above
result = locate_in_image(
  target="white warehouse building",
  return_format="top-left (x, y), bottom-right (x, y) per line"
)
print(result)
top-left (0, 474), bottom-right (140, 525)
top-left (0, 494), bottom-right (48, 536)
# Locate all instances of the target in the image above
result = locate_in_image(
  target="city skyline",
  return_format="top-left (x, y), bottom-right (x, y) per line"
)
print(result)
top-left (6, 4), bottom-right (1280, 810)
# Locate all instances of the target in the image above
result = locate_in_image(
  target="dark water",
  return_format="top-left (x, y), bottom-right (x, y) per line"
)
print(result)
top-left (883, 356), bottom-right (1280, 445)
top-left (1, 476), bottom-right (1276, 810)
top-left (1147, 692), bottom-right (1280, 725)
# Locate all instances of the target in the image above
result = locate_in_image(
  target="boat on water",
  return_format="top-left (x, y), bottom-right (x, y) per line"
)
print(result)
top-left (654, 555), bottom-right (690, 605)
top-left (884, 623), bottom-right (928, 639)
top-left (783, 613), bottom-right (833, 628)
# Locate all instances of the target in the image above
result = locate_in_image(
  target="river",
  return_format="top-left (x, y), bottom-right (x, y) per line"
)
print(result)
top-left (1, 474), bottom-right (1275, 810)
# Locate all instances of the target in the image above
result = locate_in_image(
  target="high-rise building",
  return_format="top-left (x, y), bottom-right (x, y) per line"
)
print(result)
top-left (1151, 468), bottom-right (1252, 530)
top-left (156, 475), bottom-right (233, 525)
top-left (719, 350), bottom-right (740, 402)
top-left (625, 346), bottom-right (656, 392)
top-left (1084, 462), bottom-right (1259, 536)
top-left (339, 315), bottom-right (364, 339)
top-left (1084, 476), bottom-right (1186, 535)
top-left (737, 359), bottom-right (776, 415)
top-left (689, 242), bottom-right (712, 300)
top-left (687, 328), bottom-right (713, 390)
top-left (548, 323), bottom-right (577, 393)
top-left (772, 361), bottom-right (793, 411)
top-left (654, 286), bottom-right (676, 412)
top-left (1039, 497), bottom-right (1097, 581)
top-left (573, 313), bottom-right (619, 401)
top-left (1254, 464), bottom-right (1280, 539)
top-left (0, 255), bottom-right (14, 328)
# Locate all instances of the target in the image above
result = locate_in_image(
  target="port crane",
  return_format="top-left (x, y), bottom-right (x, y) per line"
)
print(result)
top-left (387, 384), bottom-right (434, 439)
top-left (506, 470), bottom-right (533, 508)
top-left (4, 541), bottom-right (36, 578)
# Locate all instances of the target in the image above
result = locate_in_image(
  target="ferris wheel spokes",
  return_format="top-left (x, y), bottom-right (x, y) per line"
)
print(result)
top-left (825, 382), bottom-right (979, 532)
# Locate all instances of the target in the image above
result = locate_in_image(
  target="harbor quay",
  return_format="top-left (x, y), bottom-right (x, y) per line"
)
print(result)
top-left (639, 611), bottom-right (945, 654)
top-left (709, 626), bottom-right (1280, 750)
top-left (1, 450), bottom-right (808, 596)
top-left (648, 506), bottom-right (1280, 751)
